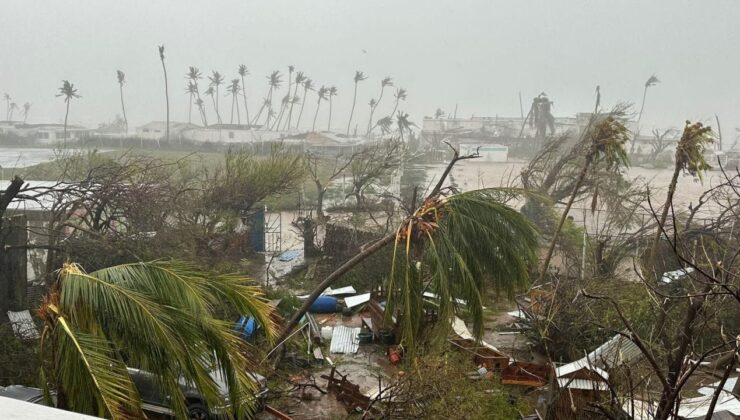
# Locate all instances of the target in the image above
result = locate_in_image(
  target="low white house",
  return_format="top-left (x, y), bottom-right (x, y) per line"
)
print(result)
top-left (135, 121), bottom-right (197, 141)
top-left (459, 143), bottom-right (509, 162)
top-left (1, 123), bottom-right (90, 144)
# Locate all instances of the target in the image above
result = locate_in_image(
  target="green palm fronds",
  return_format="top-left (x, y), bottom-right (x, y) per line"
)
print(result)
top-left (39, 261), bottom-right (275, 419)
top-left (385, 189), bottom-right (538, 353)
top-left (675, 120), bottom-right (714, 180)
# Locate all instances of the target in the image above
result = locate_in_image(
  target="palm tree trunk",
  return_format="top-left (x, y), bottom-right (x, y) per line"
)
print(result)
top-left (188, 94), bottom-right (193, 125)
top-left (367, 87), bottom-right (385, 134)
top-left (240, 76), bottom-right (250, 127)
top-left (390, 99), bottom-right (400, 121)
top-left (327, 98), bottom-right (333, 131)
top-left (119, 85), bottom-right (128, 134)
top-left (537, 153), bottom-right (595, 284)
top-left (230, 95), bottom-right (235, 124)
top-left (296, 87), bottom-right (308, 129)
top-left (272, 103), bottom-right (287, 131)
top-left (160, 58), bottom-right (170, 143)
top-left (312, 101), bottom-right (321, 132)
top-left (347, 82), bottom-right (358, 136)
top-left (264, 88), bottom-right (274, 127)
top-left (649, 163), bottom-right (682, 269)
top-left (630, 86), bottom-right (649, 154)
top-left (235, 95), bottom-right (241, 125)
top-left (63, 101), bottom-right (70, 147)
top-left (284, 83), bottom-right (300, 130)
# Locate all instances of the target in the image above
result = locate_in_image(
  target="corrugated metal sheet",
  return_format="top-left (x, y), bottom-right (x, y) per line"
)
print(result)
top-left (557, 378), bottom-right (609, 391)
top-left (7, 310), bottom-right (39, 340)
top-left (344, 293), bottom-right (371, 309)
top-left (329, 326), bottom-right (360, 354)
top-left (586, 333), bottom-right (642, 369)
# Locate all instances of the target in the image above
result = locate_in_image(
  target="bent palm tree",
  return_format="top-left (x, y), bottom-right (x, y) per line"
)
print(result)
top-left (389, 88), bottom-right (407, 119)
top-left (261, 71), bottom-right (282, 127)
top-left (227, 78), bottom-right (241, 124)
top-left (187, 66), bottom-right (207, 126)
top-left (3, 93), bottom-right (10, 120)
top-left (284, 71), bottom-right (305, 130)
top-left (158, 45), bottom-right (169, 142)
top-left (367, 76), bottom-right (393, 134)
top-left (208, 71), bottom-right (225, 124)
top-left (8, 102), bottom-right (18, 121)
top-left (327, 86), bottom-right (338, 131)
top-left (630, 74), bottom-right (659, 153)
top-left (295, 78), bottom-right (314, 129)
top-left (396, 111), bottom-right (415, 141)
top-left (312, 86), bottom-right (328, 132)
top-left (238, 65), bottom-right (251, 126)
top-left (271, 94), bottom-right (290, 130)
top-left (346, 70), bottom-right (367, 136)
top-left (116, 70), bottom-right (128, 133)
top-left (275, 148), bottom-right (538, 354)
top-left (38, 261), bottom-right (276, 419)
top-left (22, 102), bottom-right (31, 123)
top-left (56, 80), bottom-right (81, 147)
top-left (205, 86), bottom-right (218, 122)
top-left (185, 81), bottom-right (198, 124)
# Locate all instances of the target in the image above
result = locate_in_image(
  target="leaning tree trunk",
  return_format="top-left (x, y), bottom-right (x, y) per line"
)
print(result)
top-left (346, 82), bottom-right (358, 136)
top-left (327, 98), bottom-right (333, 131)
top-left (296, 87), bottom-right (308, 129)
top-left (630, 86), bottom-right (649, 154)
top-left (119, 84), bottom-right (128, 134)
top-left (312, 101), bottom-right (321, 132)
top-left (649, 160), bottom-right (682, 276)
top-left (160, 59), bottom-right (170, 143)
top-left (240, 76), bottom-right (250, 126)
top-left (62, 101), bottom-right (70, 147)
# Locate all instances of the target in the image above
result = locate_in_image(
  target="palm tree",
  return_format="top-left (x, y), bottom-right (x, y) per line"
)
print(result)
top-left (374, 116), bottom-right (393, 135)
top-left (185, 81), bottom-right (198, 124)
top-left (538, 107), bottom-right (631, 284)
top-left (396, 111), bottom-right (415, 141)
top-left (238, 65), bottom-right (251, 126)
top-left (389, 88), bottom-right (407, 119)
top-left (327, 86), bottom-right (338, 131)
top-left (365, 99), bottom-right (376, 133)
top-left (284, 71), bottom-right (305, 130)
top-left (312, 86), bottom-right (328, 132)
top-left (252, 98), bottom-right (270, 128)
top-left (56, 80), bottom-right (80, 147)
top-left (204, 86), bottom-right (218, 122)
top-left (259, 71), bottom-right (282, 127)
top-left (116, 70), bottom-right (128, 133)
top-left (295, 78), bottom-right (314, 129)
top-left (3, 93), bottom-right (10, 120)
top-left (649, 121), bottom-right (713, 265)
top-left (271, 94), bottom-right (290, 130)
top-left (187, 66), bottom-right (207, 126)
top-left (367, 76), bottom-right (393, 134)
top-left (227, 78), bottom-right (241, 125)
top-left (158, 45), bottom-right (169, 142)
top-left (630, 74), bottom-right (660, 153)
top-left (275, 152), bottom-right (538, 354)
top-left (346, 70), bottom-right (367, 136)
top-left (8, 102), bottom-right (18, 121)
top-left (22, 102), bottom-right (31, 123)
top-left (434, 108), bottom-right (445, 119)
top-left (208, 71), bottom-right (225, 124)
top-left (38, 261), bottom-right (276, 419)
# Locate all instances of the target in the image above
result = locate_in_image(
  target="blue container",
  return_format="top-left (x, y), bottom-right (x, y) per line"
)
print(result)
top-left (309, 296), bottom-right (338, 313)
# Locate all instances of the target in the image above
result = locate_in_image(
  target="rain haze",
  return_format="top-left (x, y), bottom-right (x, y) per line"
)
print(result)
top-left (2, 0), bottom-right (740, 131)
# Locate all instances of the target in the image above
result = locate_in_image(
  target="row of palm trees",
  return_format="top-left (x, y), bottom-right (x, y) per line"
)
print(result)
top-left (178, 63), bottom-right (409, 136)
top-left (3, 93), bottom-right (31, 123)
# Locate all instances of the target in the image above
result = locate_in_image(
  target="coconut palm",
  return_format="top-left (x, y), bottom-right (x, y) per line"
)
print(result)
top-left (3, 93), bottom-right (10, 120)
top-left (295, 78), bottom-right (314, 129)
top-left (327, 86), bottom-right (338, 131)
top-left (389, 88), bottom-right (407, 119)
top-left (396, 111), bottom-right (416, 141)
top-left (649, 121), bottom-right (713, 264)
top-left (312, 85), bottom-right (328, 132)
top-left (346, 70), bottom-right (367, 136)
top-left (22, 102), bottom-right (31, 123)
top-left (238, 65), bottom-right (251, 126)
top-left (56, 80), bottom-right (81, 147)
top-left (208, 71), bottom-right (225, 124)
top-left (284, 71), bottom-right (305, 130)
top-left (185, 81), bottom-right (198, 124)
top-left (538, 108), bottom-right (631, 284)
top-left (116, 70), bottom-right (128, 133)
top-left (158, 45), bottom-right (169, 142)
top-left (204, 86), bottom-right (218, 122)
top-left (187, 66), bottom-right (207, 126)
top-left (271, 94), bottom-right (290, 130)
top-left (8, 102), bottom-right (18, 121)
top-left (275, 155), bottom-right (538, 354)
top-left (38, 261), bottom-right (276, 419)
top-left (434, 108), bottom-right (445, 119)
top-left (252, 98), bottom-right (270, 127)
top-left (227, 78), bottom-right (241, 125)
top-left (195, 98), bottom-right (206, 128)
top-left (374, 116), bottom-right (393, 135)
top-left (259, 70), bottom-right (282, 127)
top-left (630, 74), bottom-right (660, 153)
top-left (367, 76), bottom-right (393, 134)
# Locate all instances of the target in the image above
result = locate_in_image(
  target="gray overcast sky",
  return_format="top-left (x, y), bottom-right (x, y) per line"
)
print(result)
top-left (2, 0), bottom-right (739, 136)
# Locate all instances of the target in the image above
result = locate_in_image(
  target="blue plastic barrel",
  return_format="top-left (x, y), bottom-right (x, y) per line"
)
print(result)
top-left (309, 296), bottom-right (338, 313)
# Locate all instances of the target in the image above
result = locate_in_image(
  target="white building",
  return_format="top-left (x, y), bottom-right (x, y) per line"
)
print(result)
top-left (135, 121), bottom-right (197, 141)
top-left (459, 143), bottom-right (509, 162)
top-left (0, 122), bottom-right (90, 144)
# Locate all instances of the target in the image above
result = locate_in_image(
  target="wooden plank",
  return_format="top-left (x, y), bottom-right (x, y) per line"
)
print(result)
top-left (265, 405), bottom-right (294, 420)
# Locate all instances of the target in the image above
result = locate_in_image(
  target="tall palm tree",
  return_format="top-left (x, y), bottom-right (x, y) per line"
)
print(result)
top-left (116, 70), bottom-right (128, 133)
top-left (366, 98), bottom-right (376, 133)
top-left (649, 121), bottom-right (713, 265)
top-left (271, 94), bottom-right (290, 130)
top-left (185, 81), bottom-right (198, 124)
top-left (3, 93), bottom-right (10, 120)
top-left (22, 102), bottom-right (31, 123)
top-left (260, 70), bottom-right (282, 127)
top-left (227, 78), bottom-right (241, 125)
top-left (284, 71), bottom-right (305, 130)
top-left (630, 74), bottom-right (660, 154)
top-left (346, 70), bottom-right (367, 136)
top-left (538, 108), bottom-right (631, 284)
top-left (158, 45), bottom-right (169, 142)
top-left (389, 88), bottom-right (407, 119)
top-left (327, 86), bottom-right (338, 131)
top-left (295, 78), bottom-right (314, 129)
top-left (367, 76), bottom-right (393, 134)
top-left (252, 98), bottom-right (270, 127)
top-left (195, 98), bottom-right (206, 127)
top-left (208, 71), bottom-right (225, 124)
top-left (38, 261), bottom-right (276, 419)
top-left (187, 66), bottom-right (207, 126)
top-left (374, 116), bottom-right (393, 135)
top-left (312, 86), bottom-right (328, 132)
top-left (237, 65), bottom-right (251, 126)
top-left (8, 102), bottom-right (18, 121)
top-left (56, 80), bottom-right (80, 147)
top-left (204, 86), bottom-right (218, 122)
top-left (395, 111), bottom-right (415, 141)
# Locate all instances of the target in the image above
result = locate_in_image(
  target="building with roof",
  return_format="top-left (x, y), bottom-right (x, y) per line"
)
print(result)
top-left (0, 122), bottom-right (91, 144)
top-left (135, 121), bottom-right (197, 141)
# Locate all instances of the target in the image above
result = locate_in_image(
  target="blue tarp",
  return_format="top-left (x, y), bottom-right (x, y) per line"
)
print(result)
top-left (234, 315), bottom-right (258, 340)
top-left (278, 250), bottom-right (302, 262)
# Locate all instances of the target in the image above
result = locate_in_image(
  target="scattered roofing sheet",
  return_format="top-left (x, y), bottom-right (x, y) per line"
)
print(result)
top-left (507, 309), bottom-right (526, 319)
top-left (677, 392), bottom-right (740, 418)
top-left (451, 316), bottom-right (507, 355)
top-left (585, 333), bottom-right (642, 369)
top-left (698, 377), bottom-right (738, 396)
top-left (661, 267), bottom-right (695, 284)
top-left (344, 293), bottom-right (371, 309)
top-left (555, 359), bottom-right (609, 382)
top-left (7, 310), bottom-right (39, 340)
top-left (329, 326), bottom-right (361, 354)
top-left (423, 291), bottom-right (468, 305)
top-left (556, 378), bottom-right (609, 391)
top-left (278, 250), bottom-right (301, 262)
top-left (324, 286), bottom-right (357, 296)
